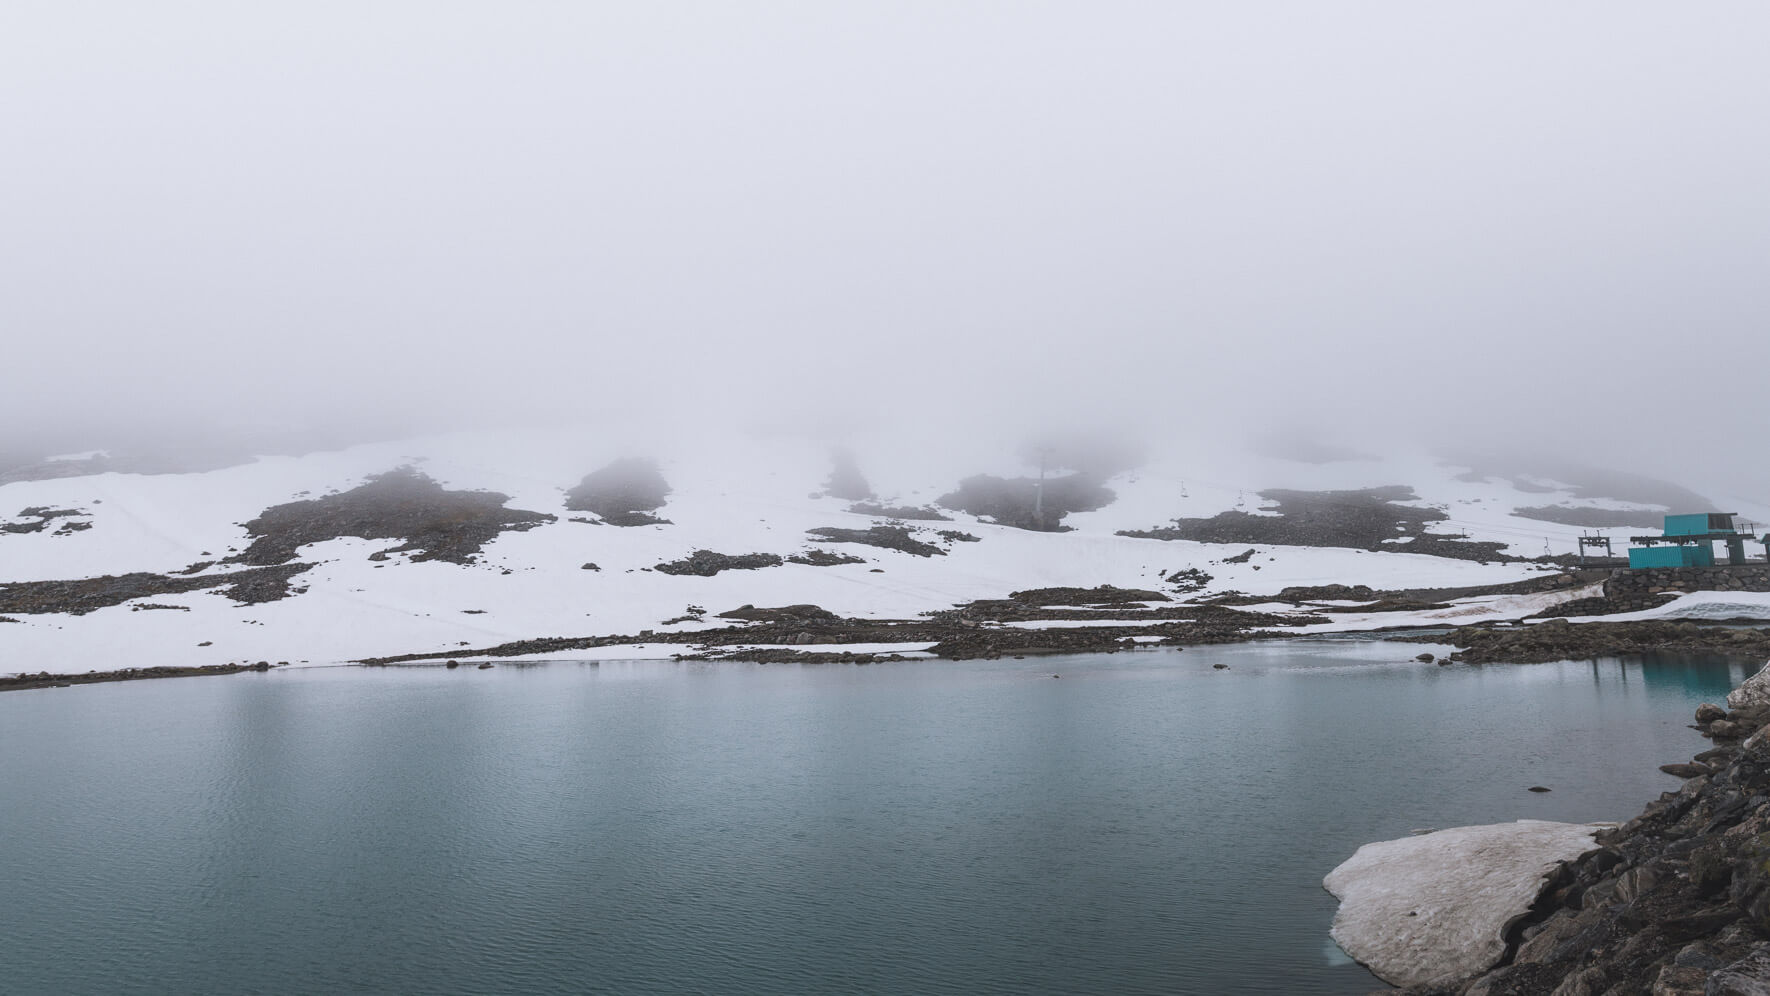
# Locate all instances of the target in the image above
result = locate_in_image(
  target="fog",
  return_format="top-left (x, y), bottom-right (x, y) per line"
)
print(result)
top-left (4, 3), bottom-right (1767, 489)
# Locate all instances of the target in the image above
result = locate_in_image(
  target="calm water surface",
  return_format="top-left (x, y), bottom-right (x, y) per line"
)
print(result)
top-left (0, 641), bottom-right (1750, 995)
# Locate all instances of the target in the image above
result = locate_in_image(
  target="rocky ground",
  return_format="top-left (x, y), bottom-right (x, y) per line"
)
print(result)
top-left (804, 523), bottom-right (952, 557)
top-left (1387, 670), bottom-right (1770, 995)
top-left (357, 585), bottom-right (1325, 665)
top-left (1119, 487), bottom-right (1515, 563)
top-left (0, 564), bottom-right (314, 615)
top-left (232, 466), bottom-right (554, 565)
top-left (937, 472), bottom-right (1115, 531)
top-left (1, 506), bottom-right (91, 536)
top-left (653, 550), bottom-right (784, 576)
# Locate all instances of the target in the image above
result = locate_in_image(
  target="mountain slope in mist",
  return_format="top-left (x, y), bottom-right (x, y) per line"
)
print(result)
top-left (2, 425), bottom-right (1764, 675)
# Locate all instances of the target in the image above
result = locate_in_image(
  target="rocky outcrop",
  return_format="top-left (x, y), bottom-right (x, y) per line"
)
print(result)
top-left (805, 524), bottom-right (946, 557)
top-left (937, 473), bottom-right (1114, 532)
top-left (1008, 585), bottom-right (1169, 606)
top-left (0, 563), bottom-right (314, 615)
top-left (564, 458), bottom-right (671, 526)
top-left (1325, 821), bottom-right (1602, 988)
top-left (1, 507), bottom-right (90, 536)
top-left (233, 467), bottom-right (554, 565)
top-left (785, 549), bottom-right (868, 567)
top-left (1386, 664), bottom-right (1770, 994)
top-left (1118, 487), bottom-right (1513, 562)
top-left (653, 551), bottom-right (782, 576)
top-left (821, 448), bottom-right (873, 501)
top-left (845, 502), bottom-right (950, 521)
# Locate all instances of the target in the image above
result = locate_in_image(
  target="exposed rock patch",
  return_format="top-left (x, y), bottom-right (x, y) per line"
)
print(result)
top-left (806, 524), bottom-right (946, 557)
top-left (1120, 487), bottom-right (1513, 562)
top-left (0, 563), bottom-right (314, 615)
top-left (1163, 568), bottom-right (1214, 592)
top-left (715, 604), bottom-right (842, 624)
top-left (232, 467), bottom-right (553, 565)
top-left (1009, 585), bottom-right (1170, 606)
top-left (821, 448), bottom-right (873, 501)
top-left (2, 507), bottom-right (91, 536)
top-left (359, 586), bottom-right (1318, 665)
top-left (937, 473), bottom-right (1114, 532)
top-left (846, 502), bottom-right (950, 521)
top-left (564, 458), bottom-right (672, 526)
top-left (786, 549), bottom-right (868, 567)
top-left (653, 551), bottom-right (783, 577)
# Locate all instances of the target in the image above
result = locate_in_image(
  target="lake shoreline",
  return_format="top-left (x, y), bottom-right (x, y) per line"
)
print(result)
top-left (0, 660), bottom-right (273, 693)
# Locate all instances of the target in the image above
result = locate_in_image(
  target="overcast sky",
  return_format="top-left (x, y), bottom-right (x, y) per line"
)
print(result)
top-left (4, 2), bottom-right (1767, 481)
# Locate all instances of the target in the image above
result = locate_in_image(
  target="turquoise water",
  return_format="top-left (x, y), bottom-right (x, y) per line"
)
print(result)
top-left (0, 642), bottom-right (1749, 995)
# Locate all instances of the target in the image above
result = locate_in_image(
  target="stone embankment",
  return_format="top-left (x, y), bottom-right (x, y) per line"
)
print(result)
top-left (1403, 620), bottom-right (1770, 666)
top-left (1388, 664), bottom-right (1770, 995)
top-left (1543, 565), bottom-right (1770, 618)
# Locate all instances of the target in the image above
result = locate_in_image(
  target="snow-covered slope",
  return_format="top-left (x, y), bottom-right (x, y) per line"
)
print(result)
top-left (2, 426), bottom-right (1762, 674)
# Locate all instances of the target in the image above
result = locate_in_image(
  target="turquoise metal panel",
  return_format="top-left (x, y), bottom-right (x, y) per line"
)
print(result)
top-left (1664, 514), bottom-right (1712, 537)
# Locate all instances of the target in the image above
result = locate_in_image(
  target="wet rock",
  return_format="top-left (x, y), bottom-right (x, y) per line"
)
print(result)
top-left (1707, 943), bottom-right (1770, 995)
top-left (1700, 703), bottom-right (1731, 724)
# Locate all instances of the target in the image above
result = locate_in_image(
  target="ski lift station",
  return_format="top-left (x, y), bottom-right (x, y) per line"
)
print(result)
top-left (1627, 513), bottom-right (1758, 568)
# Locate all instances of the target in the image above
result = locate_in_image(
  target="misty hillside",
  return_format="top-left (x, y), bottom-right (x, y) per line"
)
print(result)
top-left (4, 425), bottom-right (1764, 675)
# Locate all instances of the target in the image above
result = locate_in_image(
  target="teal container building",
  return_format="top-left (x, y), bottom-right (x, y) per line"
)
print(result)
top-left (1663, 513), bottom-right (1737, 537)
top-left (1628, 544), bottom-right (1715, 569)
top-left (1628, 512), bottom-right (1747, 568)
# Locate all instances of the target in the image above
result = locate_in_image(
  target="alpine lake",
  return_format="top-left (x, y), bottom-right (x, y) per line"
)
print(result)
top-left (0, 640), bottom-right (1750, 995)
